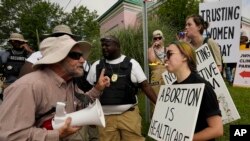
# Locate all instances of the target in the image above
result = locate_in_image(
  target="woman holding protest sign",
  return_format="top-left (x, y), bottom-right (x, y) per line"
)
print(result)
top-left (164, 40), bottom-right (223, 141)
top-left (178, 14), bottom-right (223, 72)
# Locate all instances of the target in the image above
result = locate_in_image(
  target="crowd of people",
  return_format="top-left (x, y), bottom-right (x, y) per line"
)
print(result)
top-left (1, 13), bottom-right (248, 140)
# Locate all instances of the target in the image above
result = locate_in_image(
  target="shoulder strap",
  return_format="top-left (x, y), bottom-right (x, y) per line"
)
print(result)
top-left (120, 56), bottom-right (131, 69)
top-left (203, 37), bottom-right (209, 44)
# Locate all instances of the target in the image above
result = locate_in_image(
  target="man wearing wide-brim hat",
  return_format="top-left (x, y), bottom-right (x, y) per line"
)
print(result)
top-left (42, 24), bottom-right (81, 41)
top-left (8, 33), bottom-right (33, 53)
top-left (19, 24), bottom-right (99, 141)
top-left (19, 24), bottom-right (89, 77)
top-left (0, 35), bottom-right (110, 141)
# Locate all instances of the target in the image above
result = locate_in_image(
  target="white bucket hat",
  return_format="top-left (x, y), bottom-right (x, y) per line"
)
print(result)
top-left (8, 33), bottom-right (28, 42)
top-left (33, 35), bottom-right (91, 69)
top-left (153, 30), bottom-right (163, 37)
top-left (51, 24), bottom-right (75, 36)
top-left (43, 24), bottom-right (79, 40)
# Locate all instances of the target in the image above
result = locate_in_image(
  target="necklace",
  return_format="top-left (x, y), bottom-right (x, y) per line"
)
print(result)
top-left (109, 63), bottom-right (121, 82)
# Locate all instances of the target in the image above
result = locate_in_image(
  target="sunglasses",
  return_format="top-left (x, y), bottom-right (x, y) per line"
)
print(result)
top-left (67, 51), bottom-right (84, 60)
top-left (165, 51), bottom-right (177, 60)
top-left (153, 36), bottom-right (162, 41)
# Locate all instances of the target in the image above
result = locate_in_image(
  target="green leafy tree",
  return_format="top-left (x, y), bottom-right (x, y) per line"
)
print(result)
top-left (0, 0), bottom-right (25, 41)
top-left (156, 0), bottom-right (200, 31)
top-left (19, 1), bottom-right (64, 49)
top-left (63, 5), bottom-right (100, 42)
top-left (0, 0), bottom-right (64, 49)
top-left (0, 0), bottom-right (100, 50)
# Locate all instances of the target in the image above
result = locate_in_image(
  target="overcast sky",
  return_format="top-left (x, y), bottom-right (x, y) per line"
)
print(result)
top-left (50, 0), bottom-right (249, 19)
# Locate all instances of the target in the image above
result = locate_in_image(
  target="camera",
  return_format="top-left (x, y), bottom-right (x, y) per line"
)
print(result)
top-left (178, 32), bottom-right (186, 38)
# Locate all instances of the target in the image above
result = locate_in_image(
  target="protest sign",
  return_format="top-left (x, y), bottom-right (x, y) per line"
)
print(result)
top-left (162, 71), bottom-right (176, 85)
top-left (196, 44), bottom-right (240, 124)
top-left (233, 51), bottom-right (250, 87)
top-left (199, 0), bottom-right (242, 63)
top-left (162, 44), bottom-right (240, 124)
top-left (148, 84), bottom-right (205, 141)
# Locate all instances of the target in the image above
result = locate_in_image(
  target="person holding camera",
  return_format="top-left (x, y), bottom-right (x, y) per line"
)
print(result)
top-left (148, 30), bottom-right (166, 92)
top-left (148, 30), bottom-right (166, 116)
top-left (178, 15), bottom-right (222, 72)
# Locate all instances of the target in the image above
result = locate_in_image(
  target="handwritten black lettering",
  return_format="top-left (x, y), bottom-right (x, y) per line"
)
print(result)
top-left (163, 72), bottom-right (176, 84)
top-left (149, 120), bottom-right (190, 141)
top-left (159, 87), bottom-right (202, 107)
top-left (219, 44), bottom-right (232, 56)
top-left (196, 45), bottom-right (211, 64)
top-left (209, 26), bottom-right (234, 40)
top-left (201, 6), bottom-right (240, 22)
top-left (165, 107), bottom-right (175, 121)
top-left (198, 62), bottom-right (219, 80)
top-left (211, 77), bottom-right (220, 89)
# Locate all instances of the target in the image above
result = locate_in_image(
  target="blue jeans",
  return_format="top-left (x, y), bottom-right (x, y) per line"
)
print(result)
top-left (225, 63), bottom-right (236, 82)
top-left (225, 67), bottom-right (233, 82)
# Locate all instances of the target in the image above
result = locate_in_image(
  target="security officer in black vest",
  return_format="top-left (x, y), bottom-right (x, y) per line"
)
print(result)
top-left (87, 35), bottom-right (157, 141)
top-left (0, 33), bottom-right (33, 94)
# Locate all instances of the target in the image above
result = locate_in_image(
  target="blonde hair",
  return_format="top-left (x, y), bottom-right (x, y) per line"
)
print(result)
top-left (172, 41), bottom-right (197, 72)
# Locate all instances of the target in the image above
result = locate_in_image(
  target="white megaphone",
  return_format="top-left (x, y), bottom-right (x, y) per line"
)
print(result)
top-left (52, 99), bottom-right (105, 129)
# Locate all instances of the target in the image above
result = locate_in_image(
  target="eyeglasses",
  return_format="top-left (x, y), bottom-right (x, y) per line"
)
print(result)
top-left (153, 36), bottom-right (162, 41)
top-left (165, 51), bottom-right (178, 60)
top-left (67, 51), bottom-right (84, 60)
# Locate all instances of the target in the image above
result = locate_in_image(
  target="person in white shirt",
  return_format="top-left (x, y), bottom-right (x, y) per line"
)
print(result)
top-left (87, 35), bottom-right (157, 141)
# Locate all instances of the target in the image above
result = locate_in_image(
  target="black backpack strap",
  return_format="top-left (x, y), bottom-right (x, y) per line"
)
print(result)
top-left (203, 37), bottom-right (209, 44)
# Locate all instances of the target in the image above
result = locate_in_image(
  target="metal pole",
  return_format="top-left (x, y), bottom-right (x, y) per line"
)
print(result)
top-left (142, 0), bottom-right (150, 123)
top-left (36, 29), bottom-right (40, 48)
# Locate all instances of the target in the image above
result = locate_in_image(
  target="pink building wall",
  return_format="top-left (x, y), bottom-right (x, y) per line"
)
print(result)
top-left (123, 10), bottom-right (138, 28)
top-left (100, 12), bottom-right (125, 35)
top-left (98, 2), bottom-right (142, 35)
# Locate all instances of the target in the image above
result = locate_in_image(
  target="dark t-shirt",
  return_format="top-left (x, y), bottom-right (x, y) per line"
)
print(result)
top-left (174, 72), bottom-right (221, 141)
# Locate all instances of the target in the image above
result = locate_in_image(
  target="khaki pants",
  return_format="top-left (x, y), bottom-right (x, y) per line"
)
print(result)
top-left (98, 106), bottom-right (144, 141)
top-left (87, 125), bottom-right (99, 141)
top-left (62, 126), bottom-right (88, 141)
top-left (149, 65), bottom-right (166, 117)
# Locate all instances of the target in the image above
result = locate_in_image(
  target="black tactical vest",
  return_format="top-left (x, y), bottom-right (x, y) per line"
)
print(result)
top-left (3, 49), bottom-right (28, 82)
top-left (96, 57), bottom-right (138, 105)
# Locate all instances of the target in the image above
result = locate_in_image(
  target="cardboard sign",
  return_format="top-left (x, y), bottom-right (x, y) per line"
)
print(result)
top-left (148, 84), bottom-right (205, 141)
top-left (197, 44), bottom-right (240, 124)
top-left (162, 44), bottom-right (240, 124)
top-left (162, 71), bottom-right (176, 85)
top-left (233, 51), bottom-right (250, 87)
top-left (199, 0), bottom-right (242, 63)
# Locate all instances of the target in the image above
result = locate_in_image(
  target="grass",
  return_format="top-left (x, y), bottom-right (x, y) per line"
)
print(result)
top-left (138, 81), bottom-right (250, 141)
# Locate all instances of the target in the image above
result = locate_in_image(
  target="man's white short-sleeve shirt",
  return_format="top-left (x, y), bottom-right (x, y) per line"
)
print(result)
top-left (87, 55), bottom-right (146, 85)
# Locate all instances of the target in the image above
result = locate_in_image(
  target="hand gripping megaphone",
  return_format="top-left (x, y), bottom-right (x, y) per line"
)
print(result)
top-left (52, 99), bottom-right (105, 129)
